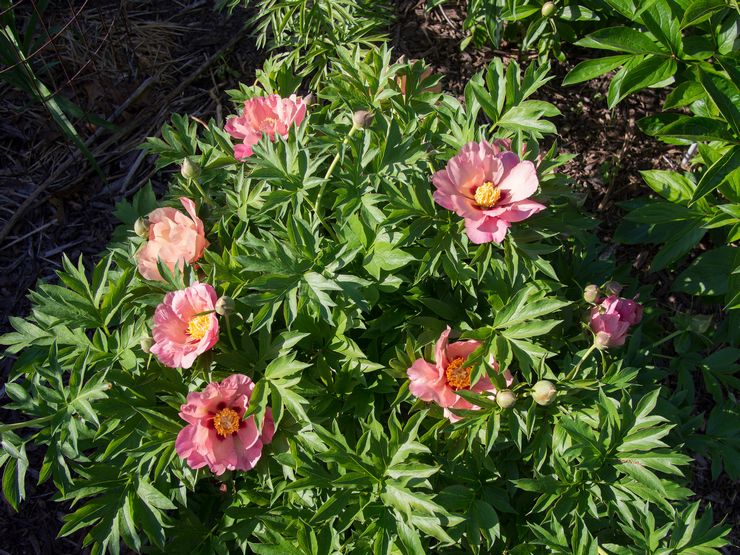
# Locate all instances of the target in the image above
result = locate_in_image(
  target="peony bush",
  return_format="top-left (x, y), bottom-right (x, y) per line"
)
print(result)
top-left (0, 45), bottom-right (733, 554)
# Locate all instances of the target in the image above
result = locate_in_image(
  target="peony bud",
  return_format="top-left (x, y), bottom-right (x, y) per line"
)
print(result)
top-left (181, 158), bottom-right (201, 180)
top-left (604, 280), bottom-right (623, 296)
top-left (140, 336), bottom-right (154, 354)
top-left (134, 217), bottom-right (150, 238)
top-left (541, 2), bottom-right (556, 17)
top-left (215, 296), bottom-right (235, 316)
top-left (496, 390), bottom-right (517, 409)
top-left (532, 380), bottom-right (557, 406)
top-left (352, 110), bottom-right (374, 129)
top-left (583, 284), bottom-right (599, 303)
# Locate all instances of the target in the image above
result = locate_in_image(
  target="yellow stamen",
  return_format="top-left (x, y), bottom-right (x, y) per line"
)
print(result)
top-left (213, 407), bottom-right (240, 438)
top-left (474, 181), bottom-right (501, 208)
top-left (445, 357), bottom-right (472, 390)
top-left (187, 314), bottom-right (211, 340)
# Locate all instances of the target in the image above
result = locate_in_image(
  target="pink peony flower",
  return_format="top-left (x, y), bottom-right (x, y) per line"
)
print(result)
top-left (137, 198), bottom-right (209, 282)
top-left (150, 282), bottom-right (219, 368)
top-left (175, 374), bottom-right (275, 475)
top-left (407, 326), bottom-right (513, 422)
top-left (431, 140), bottom-right (546, 244)
top-left (589, 295), bottom-right (643, 348)
top-left (225, 94), bottom-right (307, 160)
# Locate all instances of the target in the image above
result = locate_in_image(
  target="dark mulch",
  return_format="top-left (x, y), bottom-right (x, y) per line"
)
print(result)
top-left (0, 0), bottom-right (736, 552)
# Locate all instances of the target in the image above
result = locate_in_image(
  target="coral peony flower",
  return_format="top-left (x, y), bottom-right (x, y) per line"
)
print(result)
top-left (176, 374), bottom-right (275, 475)
top-left (150, 282), bottom-right (219, 368)
top-left (431, 140), bottom-right (545, 244)
top-left (225, 94), bottom-right (307, 160)
top-left (137, 198), bottom-right (209, 282)
top-left (407, 326), bottom-right (513, 422)
top-left (589, 295), bottom-right (643, 348)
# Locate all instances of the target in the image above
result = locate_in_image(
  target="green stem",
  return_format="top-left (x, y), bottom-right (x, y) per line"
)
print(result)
top-left (189, 178), bottom-right (214, 206)
top-left (224, 314), bottom-right (238, 351)
top-left (651, 329), bottom-right (682, 349)
top-left (0, 414), bottom-right (53, 434)
top-left (313, 124), bottom-right (360, 239)
top-left (566, 343), bottom-right (598, 381)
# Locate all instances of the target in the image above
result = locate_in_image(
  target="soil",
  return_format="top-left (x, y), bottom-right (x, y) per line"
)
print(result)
top-left (0, 0), bottom-right (736, 552)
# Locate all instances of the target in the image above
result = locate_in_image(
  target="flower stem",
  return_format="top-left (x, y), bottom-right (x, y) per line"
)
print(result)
top-left (189, 177), bottom-right (214, 206)
top-left (313, 124), bottom-right (360, 239)
top-left (224, 314), bottom-right (238, 351)
top-left (566, 343), bottom-right (598, 381)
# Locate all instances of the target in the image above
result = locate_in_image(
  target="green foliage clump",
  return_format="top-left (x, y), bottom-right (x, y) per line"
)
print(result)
top-left (1, 1), bottom-right (738, 553)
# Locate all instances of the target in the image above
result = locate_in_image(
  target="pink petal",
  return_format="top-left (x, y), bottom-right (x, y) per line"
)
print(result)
top-left (496, 200), bottom-right (546, 223)
top-left (408, 359), bottom-right (445, 403)
top-left (496, 160), bottom-right (538, 203)
top-left (446, 340), bottom-right (481, 361)
top-left (464, 219), bottom-right (497, 244)
top-left (435, 327), bottom-right (451, 370)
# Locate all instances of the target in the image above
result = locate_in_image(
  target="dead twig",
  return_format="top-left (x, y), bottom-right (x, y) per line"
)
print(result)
top-left (0, 23), bottom-right (249, 245)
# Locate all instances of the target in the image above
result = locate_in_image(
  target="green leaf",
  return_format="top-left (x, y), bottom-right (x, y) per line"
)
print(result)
top-left (681, 0), bottom-right (729, 28)
top-left (608, 56), bottom-right (677, 107)
top-left (497, 100), bottom-right (560, 134)
top-left (1, 458), bottom-right (26, 511)
top-left (469, 80), bottom-right (500, 122)
top-left (503, 319), bottom-right (562, 340)
top-left (673, 246), bottom-right (737, 295)
top-left (264, 353), bottom-right (309, 381)
top-left (381, 484), bottom-right (445, 517)
top-left (691, 146), bottom-right (740, 204)
top-left (562, 55), bottom-right (632, 86)
top-left (624, 201), bottom-right (704, 224)
top-left (244, 380), bottom-right (270, 430)
top-left (396, 516), bottom-right (425, 555)
top-left (638, 114), bottom-right (735, 142)
top-left (650, 223), bottom-right (706, 271)
top-left (576, 27), bottom-right (668, 54)
top-left (137, 479), bottom-right (176, 511)
top-left (640, 170), bottom-right (695, 203)
top-left (664, 81), bottom-right (706, 109)
top-left (698, 69), bottom-right (740, 136)
top-left (617, 462), bottom-right (666, 496)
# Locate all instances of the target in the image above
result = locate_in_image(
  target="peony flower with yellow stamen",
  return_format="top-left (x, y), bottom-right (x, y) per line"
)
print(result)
top-left (176, 374), bottom-right (274, 475)
top-left (407, 326), bottom-right (513, 422)
top-left (150, 282), bottom-right (219, 369)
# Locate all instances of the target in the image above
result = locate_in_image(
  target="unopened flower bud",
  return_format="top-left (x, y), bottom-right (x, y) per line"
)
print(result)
top-left (352, 110), bottom-right (374, 129)
top-left (496, 390), bottom-right (517, 409)
top-left (181, 158), bottom-right (201, 180)
top-left (134, 217), bottom-right (150, 238)
top-left (541, 2), bottom-right (556, 17)
top-left (604, 280), bottom-right (623, 296)
top-left (583, 284), bottom-right (599, 303)
top-left (303, 93), bottom-right (314, 106)
top-left (140, 336), bottom-right (154, 353)
top-left (532, 380), bottom-right (557, 406)
top-left (215, 296), bottom-right (235, 316)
